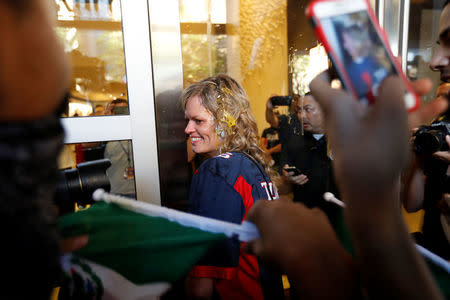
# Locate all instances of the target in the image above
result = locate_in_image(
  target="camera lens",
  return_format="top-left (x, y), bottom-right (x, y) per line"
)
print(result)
top-left (413, 131), bottom-right (442, 155)
top-left (55, 159), bottom-right (111, 214)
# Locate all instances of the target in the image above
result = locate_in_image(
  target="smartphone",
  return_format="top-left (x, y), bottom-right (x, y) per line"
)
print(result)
top-left (284, 166), bottom-right (301, 176)
top-left (306, 0), bottom-right (419, 112)
top-left (271, 96), bottom-right (293, 106)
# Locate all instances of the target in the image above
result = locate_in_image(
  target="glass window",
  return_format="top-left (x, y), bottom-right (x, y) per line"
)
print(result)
top-left (55, 0), bottom-right (129, 117)
top-left (179, 0), bottom-right (290, 135)
top-left (406, 1), bottom-right (443, 102)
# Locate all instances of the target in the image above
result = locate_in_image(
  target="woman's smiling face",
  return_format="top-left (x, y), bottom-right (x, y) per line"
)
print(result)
top-left (185, 95), bottom-right (220, 157)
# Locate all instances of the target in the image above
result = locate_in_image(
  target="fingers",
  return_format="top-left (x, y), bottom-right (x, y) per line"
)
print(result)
top-left (309, 73), bottom-right (335, 114)
top-left (60, 235), bottom-right (89, 253)
top-left (408, 97), bottom-right (448, 129)
top-left (291, 174), bottom-right (309, 185)
top-left (243, 239), bottom-right (263, 256)
top-left (375, 76), bottom-right (408, 120)
top-left (310, 72), bottom-right (360, 139)
top-left (410, 78), bottom-right (433, 97)
top-left (245, 199), bottom-right (271, 228)
top-left (432, 135), bottom-right (450, 162)
top-left (444, 193), bottom-right (450, 204)
top-left (310, 71), bottom-right (355, 113)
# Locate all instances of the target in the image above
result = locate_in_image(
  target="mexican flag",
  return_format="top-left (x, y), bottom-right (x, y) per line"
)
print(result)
top-left (58, 191), bottom-right (450, 299)
top-left (58, 190), bottom-right (257, 300)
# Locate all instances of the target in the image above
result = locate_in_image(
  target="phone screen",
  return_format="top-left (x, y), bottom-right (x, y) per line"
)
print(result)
top-left (320, 10), bottom-right (398, 105)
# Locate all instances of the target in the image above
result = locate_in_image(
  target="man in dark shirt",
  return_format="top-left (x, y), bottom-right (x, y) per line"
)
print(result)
top-left (401, 0), bottom-right (450, 259)
top-left (280, 93), bottom-right (339, 224)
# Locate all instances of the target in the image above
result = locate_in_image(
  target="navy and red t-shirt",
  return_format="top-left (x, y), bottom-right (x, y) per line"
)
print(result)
top-left (188, 152), bottom-right (283, 300)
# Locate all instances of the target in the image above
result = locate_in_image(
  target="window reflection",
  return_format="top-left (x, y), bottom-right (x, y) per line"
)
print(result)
top-left (406, 1), bottom-right (442, 102)
top-left (55, 0), bottom-right (128, 117)
top-left (179, 0), bottom-right (229, 87)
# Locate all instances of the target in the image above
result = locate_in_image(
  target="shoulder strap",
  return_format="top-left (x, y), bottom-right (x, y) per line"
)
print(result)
top-left (241, 152), bottom-right (274, 201)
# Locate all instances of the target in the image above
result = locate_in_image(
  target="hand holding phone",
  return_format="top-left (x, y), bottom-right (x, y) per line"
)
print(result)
top-left (284, 166), bottom-right (302, 176)
top-left (306, 0), bottom-right (419, 112)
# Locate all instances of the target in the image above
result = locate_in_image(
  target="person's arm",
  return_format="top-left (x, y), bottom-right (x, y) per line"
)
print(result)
top-left (260, 136), bottom-right (269, 152)
top-left (245, 200), bottom-right (359, 299)
top-left (185, 277), bottom-right (214, 300)
top-left (401, 89), bottom-right (449, 212)
top-left (265, 98), bottom-right (279, 128)
top-left (309, 74), bottom-right (445, 300)
top-left (268, 143), bottom-right (281, 154)
top-left (401, 154), bottom-right (426, 212)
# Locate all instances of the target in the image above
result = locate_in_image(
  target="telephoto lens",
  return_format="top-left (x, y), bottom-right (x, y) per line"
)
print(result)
top-left (55, 158), bottom-right (111, 215)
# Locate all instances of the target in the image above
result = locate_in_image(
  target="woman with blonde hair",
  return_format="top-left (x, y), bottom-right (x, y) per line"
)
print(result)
top-left (182, 74), bottom-right (283, 299)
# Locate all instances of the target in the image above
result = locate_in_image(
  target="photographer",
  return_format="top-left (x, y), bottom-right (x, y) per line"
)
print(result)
top-left (246, 74), bottom-right (447, 300)
top-left (265, 93), bottom-right (302, 145)
top-left (401, 0), bottom-right (450, 260)
top-left (402, 106), bottom-right (450, 259)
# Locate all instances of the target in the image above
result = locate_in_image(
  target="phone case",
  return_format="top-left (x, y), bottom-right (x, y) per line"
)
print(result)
top-left (306, 0), bottom-right (420, 112)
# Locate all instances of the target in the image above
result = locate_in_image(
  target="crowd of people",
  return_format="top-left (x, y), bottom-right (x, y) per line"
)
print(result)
top-left (1, 0), bottom-right (449, 299)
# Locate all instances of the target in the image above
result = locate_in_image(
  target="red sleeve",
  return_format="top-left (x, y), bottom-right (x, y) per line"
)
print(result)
top-left (189, 265), bottom-right (238, 280)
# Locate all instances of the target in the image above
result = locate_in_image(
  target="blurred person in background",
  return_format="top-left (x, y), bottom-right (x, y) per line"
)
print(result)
top-left (0, 0), bottom-right (77, 299)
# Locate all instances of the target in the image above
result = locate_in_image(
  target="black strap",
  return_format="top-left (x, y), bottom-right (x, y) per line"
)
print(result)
top-left (241, 152), bottom-right (274, 200)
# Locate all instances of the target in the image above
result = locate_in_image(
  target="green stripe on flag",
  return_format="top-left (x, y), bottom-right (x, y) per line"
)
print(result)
top-left (59, 202), bottom-right (226, 284)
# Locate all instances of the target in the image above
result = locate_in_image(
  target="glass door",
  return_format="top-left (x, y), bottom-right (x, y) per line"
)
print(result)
top-left (56, 0), bottom-right (161, 205)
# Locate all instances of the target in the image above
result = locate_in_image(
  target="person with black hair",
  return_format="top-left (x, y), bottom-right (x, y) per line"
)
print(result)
top-left (245, 72), bottom-right (448, 300)
top-left (280, 93), bottom-right (340, 225)
top-left (402, 0), bottom-right (450, 259)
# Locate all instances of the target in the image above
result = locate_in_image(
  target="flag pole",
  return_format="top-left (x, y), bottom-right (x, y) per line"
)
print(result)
top-left (92, 189), bottom-right (259, 242)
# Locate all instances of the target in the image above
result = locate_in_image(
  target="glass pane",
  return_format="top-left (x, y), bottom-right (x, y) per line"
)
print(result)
top-left (383, 0), bottom-right (401, 56)
top-left (179, 0), bottom-right (320, 132)
top-left (406, 1), bottom-right (442, 102)
top-left (58, 140), bottom-right (136, 213)
top-left (55, 0), bottom-right (129, 117)
top-left (181, 34), bottom-right (228, 86)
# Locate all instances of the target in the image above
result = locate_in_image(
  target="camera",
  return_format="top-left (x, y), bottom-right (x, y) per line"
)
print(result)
top-left (413, 118), bottom-right (450, 155)
top-left (55, 158), bottom-right (111, 214)
top-left (270, 96), bottom-right (293, 106)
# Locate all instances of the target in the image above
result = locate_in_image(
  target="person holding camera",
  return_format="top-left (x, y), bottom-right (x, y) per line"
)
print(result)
top-left (245, 72), bottom-right (447, 300)
top-left (401, 0), bottom-right (450, 260)
top-left (260, 124), bottom-right (282, 173)
top-left (265, 93), bottom-right (302, 146)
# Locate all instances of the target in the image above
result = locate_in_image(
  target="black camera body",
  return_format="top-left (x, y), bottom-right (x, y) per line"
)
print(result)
top-left (270, 95), bottom-right (293, 106)
top-left (413, 119), bottom-right (450, 155)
